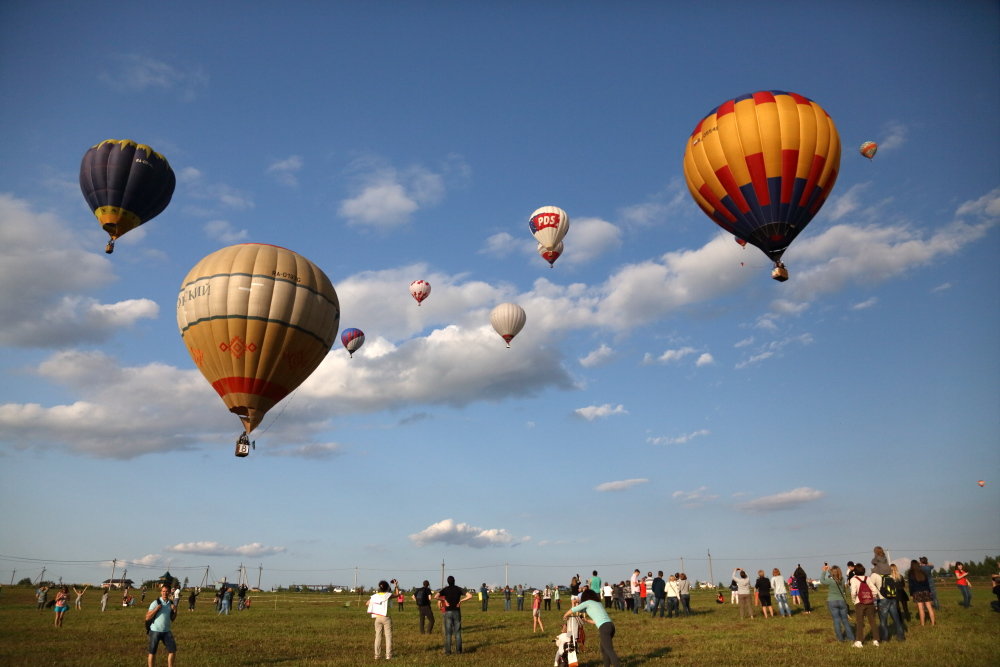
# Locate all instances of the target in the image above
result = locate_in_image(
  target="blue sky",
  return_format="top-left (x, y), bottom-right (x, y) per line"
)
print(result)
top-left (1, 1), bottom-right (997, 590)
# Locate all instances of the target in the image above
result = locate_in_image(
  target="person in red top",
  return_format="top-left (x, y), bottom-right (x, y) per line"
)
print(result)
top-left (639, 578), bottom-right (648, 612)
top-left (955, 562), bottom-right (972, 608)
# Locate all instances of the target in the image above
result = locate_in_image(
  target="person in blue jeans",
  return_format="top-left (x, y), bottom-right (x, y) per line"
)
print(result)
top-left (877, 565), bottom-right (906, 642)
top-left (437, 576), bottom-right (473, 655)
top-left (821, 565), bottom-right (855, 642)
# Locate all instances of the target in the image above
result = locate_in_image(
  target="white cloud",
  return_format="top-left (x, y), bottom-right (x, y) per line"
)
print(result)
top-left (266, 155), bottom-right (303, 187)
top-left (99, 54), bottom-right (208, 101)
top-left (878, 121), bottom-right (907, 151)
top-left (595, 478), bottom-right (648, 492)
top-left (165, 541), bottom-right (286, 557)
top-left (204, 219), bottom-right (249, 243)
top-left (339, 160), bottom-right (447, 230)
top-left (852, 297), bottom-right (878, 310)
top-left (672, 486), bottom-right (719, 507)
top-left (955, 187), bottom-right (1000, 218)
top-left (648, 429), bottom-right (710, 446)
top-left (129, 554), bottom-right (167, 567)
top-left (574, 403), bottom-right (627, 421)
top-left (579, 344), bottom-right (614, 368)
top-left (409, 519), bottom-right (519, 548)
top-left (736, 487), bottom-right (825, 513)
top-left (649, 346), bottom-right (697, 364)
top-left (480, 231), bottom-right (520, 258)
top-left (560, 217), bottom-right (621, 265)
top-left (0, 195), bottom-right (158, 347)
top-left (264, 442), bottom-right (343, 459)
top-left (735, 334), bottom-right (813, 369)
top-left (930, 283), bottom-right (952, 293)
top-left (695, 353), bottom-right (714, 366)
top-left (179, 167), bottom-right (254, 213)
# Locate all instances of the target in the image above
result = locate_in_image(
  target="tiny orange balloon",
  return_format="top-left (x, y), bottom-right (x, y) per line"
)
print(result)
top-left (978, 480), bottom-right (986, 487)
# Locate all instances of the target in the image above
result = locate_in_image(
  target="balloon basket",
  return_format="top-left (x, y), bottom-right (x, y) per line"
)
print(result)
top-left (235, 432), bottom-right (254, 458)
top-left (771, 265), bottom-right (788, 282)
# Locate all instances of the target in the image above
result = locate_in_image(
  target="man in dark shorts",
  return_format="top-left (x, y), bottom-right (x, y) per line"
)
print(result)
top-left (145, 584), bottom-right (177, 666)
top-left (437, 576), bottom-right (473, 654)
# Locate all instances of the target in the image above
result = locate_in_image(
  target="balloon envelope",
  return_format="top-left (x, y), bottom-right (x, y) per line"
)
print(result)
top-left (409, 280), bottom-right (431, 305)
top-left (859, 141), bottom-right (878, 160)
top-left (490, 302), bottom-right (526, 348)
top-left (341, 327), bottom-right (365, 357)
top-left (177, 244), bottom-right (340, 434)
top-left (79, 139), bottom-right (175, 252)
top-left (528, 206), bottom-right (570, 250)
top-left (683, 91), bottom-right (841, 268)
top-left (978, 480), bottom-right (986, 487)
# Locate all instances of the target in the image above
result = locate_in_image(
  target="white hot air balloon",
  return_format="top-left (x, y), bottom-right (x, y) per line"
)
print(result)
top-left (409, 280), bottom-right (431, 306)
top-left (528, 206), bottom-right (569, 250)
top-left (537, 241), bottom-right (563, 268)
top-left (490, 303), bottom-right (526, 348)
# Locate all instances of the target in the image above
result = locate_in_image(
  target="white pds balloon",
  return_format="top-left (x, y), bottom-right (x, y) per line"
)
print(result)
top-left (528, 206), bottom-right (569, 251)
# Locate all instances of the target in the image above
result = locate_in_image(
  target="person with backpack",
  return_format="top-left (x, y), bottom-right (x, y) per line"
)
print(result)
top-left (877, 565), bottom-right (906, 642)
top-left (412, 580), bottom-right (435, 634)
top-left (849, 564), bottom-right (882, 648)
top-left (145, 584), bottom-right (177, 666)
top-left (821, 565), bottom-right (855, 642)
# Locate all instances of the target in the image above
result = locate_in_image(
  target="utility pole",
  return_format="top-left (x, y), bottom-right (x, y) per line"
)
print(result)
top-left (35, 567), bottom-right (46, 586)
top-left (440, 560), bottom-right (445, 589)
top-left (257, 564), bottom-right (263, 590)
top-left (109, 559), bottom-right (117, 589)
top-left (707, 549), bottom-right (714, 588)
top-left (10, 570), bottom-right (15, 585)
top-left (680, 557), bottom-right (685, 574)
top-left (504, 561), bottom-right (508, 587)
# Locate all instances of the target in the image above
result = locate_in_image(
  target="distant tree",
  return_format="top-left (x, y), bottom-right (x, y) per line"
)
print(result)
top-left (17, 578), bottom-right (32, 586)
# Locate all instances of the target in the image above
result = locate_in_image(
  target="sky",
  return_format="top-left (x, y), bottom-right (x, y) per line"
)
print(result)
top-left (1, 1), bottom-right (998, 591)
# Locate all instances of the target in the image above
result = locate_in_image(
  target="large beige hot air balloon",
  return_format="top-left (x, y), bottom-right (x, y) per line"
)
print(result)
top-left (490, 302), bottom-right (526, 348)
top-left (177, 244), bottom-right (340, 455)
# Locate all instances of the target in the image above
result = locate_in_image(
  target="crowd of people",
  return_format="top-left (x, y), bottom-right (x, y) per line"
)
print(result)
top-left (28, 550), bottom-right (996, 665)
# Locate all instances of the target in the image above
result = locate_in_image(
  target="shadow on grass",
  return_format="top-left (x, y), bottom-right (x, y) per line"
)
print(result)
top-left (622, 645), bottom-right (673, 665)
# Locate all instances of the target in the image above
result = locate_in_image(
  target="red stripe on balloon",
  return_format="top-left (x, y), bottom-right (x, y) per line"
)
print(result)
top-left (698, 184), bottom-right (737, 223)
top-left (714, 165), bottom-right (750, 213)
top-left (799, 155), bottom-right (826, 207)
top-left (212, 377), bottom-right (290, 402)
top-left (745, 153), bottom-right (770, 206)
top-left (780, 150), bottom-right (799, 204)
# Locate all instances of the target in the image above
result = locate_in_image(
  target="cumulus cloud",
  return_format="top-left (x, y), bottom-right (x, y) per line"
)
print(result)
top-left (574, 403), bottom-right (627, 421)
top-left (695, 353), bottom-right (714, 366)
top-left (204, 219), bottom-right (249, 243)
top-left (165, 541), bottom-right (287, 557)
top-left (178, 167), bottom-right (254, 214)
top-left (736, 487), bottom-right (825, 513)
top-left (877, 121), bottom-right (907, 151)
top-left (339, 157), bottom-right (452, 229)
top-left (672, 486), bottom-right (719, 507)
top-left (648, 429), bottom-right (710, 446)
top-left (645, 346), bottom-right (697, 365)
top-left (579, 344), bottom-right (614, 368)
top-left (595, 478), bottom-right (648, 492)
top-left (852, 297), bottom-right (878, 310)
top-left (409, 519), bottom-right (520, 548)
top-left (0, 195), bottom-right (158, 347)
top-left (480, 231), bottom-right (520, 258)
top-left (99, 54), bottom-right (208, 101)
top-left (266, 155), bottom-right (303, 187)
top-left (264, 442), bottom-right (343, 459)
top-left (560, 217), bottom-right (621, 265)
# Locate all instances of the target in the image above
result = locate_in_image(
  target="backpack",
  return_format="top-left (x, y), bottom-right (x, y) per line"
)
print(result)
top-left (880, 575), bottom-right (898, 599)
top-left (729, 580), bottom-right (738, 591)
top-left (414, 587), bottom-right (429, 606)
top-left (856, 576), bottom-right (874, 605)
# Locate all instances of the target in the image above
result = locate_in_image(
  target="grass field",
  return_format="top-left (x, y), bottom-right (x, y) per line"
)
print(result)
top-left (1, 585), bottom-right (996, 666)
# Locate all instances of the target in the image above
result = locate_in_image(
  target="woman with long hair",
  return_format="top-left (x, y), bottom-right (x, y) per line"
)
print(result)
top-left (907, 560), bottom-right (936, 626)
top-left (793, 565), bottom-right (812, 613)
top-left (565, 588), bottom-right (619, 666)
top-left (367, 580), bottom-right (394, 660)
top-left (891, 563), bottom-right (911, 622)
top-left (955, 562), bottom-right (972, 608)
top-left (821, 565), bottom-right (854, 642)
top-left (771, 568), bottom-right (791, 617)
top-left (53, 586), bottom-right (70, 628)
top-left (734, 569), bottom-right (754, 619)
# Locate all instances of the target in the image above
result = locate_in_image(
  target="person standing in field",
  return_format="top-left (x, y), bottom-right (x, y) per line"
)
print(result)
top-left (650, 571), bottom-right (665, 617)
top-left (437, 575), bottom-right (473, 655)
top-left (480, 583), bottom-right (489, 611)
top-left (73, 585), bottom-right (89, 610)
top-left (602, 581), bottom-right (612, 608)
top-left (733, 569), bottom-right (754, 619)
top-left (413, 580), bottom-right (435, 634)
top-left (665, 575), bottom-right (682, 618)
top-left (877, 563), bottom-right (906, 642)
top-left (532, 590), bottom-right (545, 632)
top-left (218, 586), bottom-right (231, 615)
top-left (543, 585), bottom-right (552, 610)
top-left (629, 569), bottom-right (640, 613)
top-left (892, 563), bottom-right (911, 622)
top-left (955, 562), bottom-right (972, 608)
top-left (908, 559), bottom-right (936, 626)
top-left (565, 588), bottom-right (620, 667)
top-left (516, 584), bottom-right (525, 611)
top-left (590, 571), bottom-right (602, 597)
top-left (820, 565), bottom-right (854, 643)
top-left (553, 584), bottom-right (561, 610)
top-left (793, 565), bottom-right (812, 614)
top-left (754, 571), bottom-right (773, 618)
top-left (53, 586), bottom-right (70, 627)
top-left (771, 568), bottom-right (791, 617)
top-left (678, 573), bottom-right (692, 616)
top-left (187, 588), bottom-right (198, 611)
top-left (367, 580), bottom-right (394, 661)
top-left (146, 584), bottom-right (177, 667)
top-left (849, 564), bottom-right (882, 648)
top-left (100, 587), bottom-right (109, 612)
top-left (503, 585), bottom-right (512, 611)
top-left (919, 557), bottom-right (939, 609)
top-left (36, 585), bottom-right (48, 610)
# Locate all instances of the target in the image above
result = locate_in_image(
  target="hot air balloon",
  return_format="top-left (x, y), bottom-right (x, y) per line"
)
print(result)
top-left (978, 480), bottom-right (986, 487)
top-left (410, 280), bottom-right (431, 306)
top-left (79, 139), bottom-right (176, 254)
top-left (490, 303), bottom-right (526, 348)
top-left (859, 141), bottom-right (878, 160)
top-left (177, 244), bottom-right (340, 456)
top-left (341, 328), bottom-right (365, 358)
top-left (529, 206), bottom-right (570, 251)
top-left (683, 91), bottom-right (841, 282)
top-left (538, 241), bottom-right (564, 267)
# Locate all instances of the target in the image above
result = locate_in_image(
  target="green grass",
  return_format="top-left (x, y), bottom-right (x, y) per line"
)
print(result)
top-left (0, 586), bottom-right (996, 665)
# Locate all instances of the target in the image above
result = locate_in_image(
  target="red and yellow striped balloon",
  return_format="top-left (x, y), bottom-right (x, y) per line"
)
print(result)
top-left (683, 91), bottom-right (841, 275)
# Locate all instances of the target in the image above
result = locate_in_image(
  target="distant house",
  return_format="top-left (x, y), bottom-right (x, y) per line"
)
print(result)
top-left (102, 578), bottom-right (135, 589)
